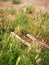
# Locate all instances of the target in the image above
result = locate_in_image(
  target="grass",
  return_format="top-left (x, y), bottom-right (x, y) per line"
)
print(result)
top-left (12, 0), bottom-right (21, 4)
top-left (6, 7), bottom-right (17, 15)
top-left (15, 12), bottom-right (49, 40)
top-left (0, 33), bottom-right (49, 65)
top-left (0, 7), bottom-right (49, 65)
top-left (26, 6), bottom-right (35, 14)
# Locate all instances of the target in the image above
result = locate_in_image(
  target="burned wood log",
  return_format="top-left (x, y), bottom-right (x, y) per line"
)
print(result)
top-left (26, 34), bottom-right (49, 51)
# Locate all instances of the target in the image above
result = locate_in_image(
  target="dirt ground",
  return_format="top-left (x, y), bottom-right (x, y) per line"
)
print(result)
top-left (0, 0), bottom-right (49, 13)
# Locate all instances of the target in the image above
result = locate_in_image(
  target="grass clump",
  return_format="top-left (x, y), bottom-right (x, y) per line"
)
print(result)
top-left (12, 0), bottom-right (21, 4)
top-left (35, 13), bottom-right (49, 40)
top-left (15, 13), bottom-right (34, 34)
top-left (26, 6), bottom-right (35, 14)
top-left (0, 33), bottom-right (23, 65)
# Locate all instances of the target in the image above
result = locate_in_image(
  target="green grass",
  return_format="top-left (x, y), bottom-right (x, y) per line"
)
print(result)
top-left (15, 12), bottom-right (49, 40)
top-left (12, 0), bottom-right (21, 4)
top-left (15, 13), bottom-right (35, 34)
top-left (26, 6), bottom-right (35, 14)
top-left (0, 8), bottom-right (49, 65)
top-left (0, 33), bottom-right (49, 65)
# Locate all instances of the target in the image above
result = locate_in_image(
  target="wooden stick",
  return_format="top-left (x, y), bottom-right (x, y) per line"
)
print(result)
top-left (26, 34), bottom-right (49, 50)
top-left (11, 32), bottom-right (30, 47)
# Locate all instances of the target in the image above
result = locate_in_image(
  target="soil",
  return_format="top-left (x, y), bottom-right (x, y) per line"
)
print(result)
top-left (0, 0), bottom-right (49, 13)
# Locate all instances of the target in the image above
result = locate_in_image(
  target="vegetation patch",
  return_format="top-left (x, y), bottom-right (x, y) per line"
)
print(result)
top-left (0, 6), bottom-right (49, 65)
top-left (12, 0), bottom-right (21, 4)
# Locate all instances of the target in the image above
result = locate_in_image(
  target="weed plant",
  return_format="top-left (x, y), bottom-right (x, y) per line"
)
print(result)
top-left (12, 0), bottom-right (21, 4)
